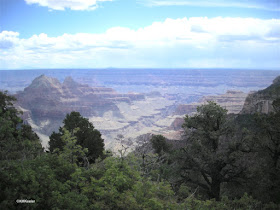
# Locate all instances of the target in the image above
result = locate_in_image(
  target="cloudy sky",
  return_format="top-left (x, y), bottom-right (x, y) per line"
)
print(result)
top-left (0, 0), bottom-right (279, 69)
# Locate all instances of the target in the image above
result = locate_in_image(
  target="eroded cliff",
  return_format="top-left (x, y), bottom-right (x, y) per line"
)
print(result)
top-left (241, 75), bottom-right (280, 114)
top-left (15, 75), bottom-right (145, 147)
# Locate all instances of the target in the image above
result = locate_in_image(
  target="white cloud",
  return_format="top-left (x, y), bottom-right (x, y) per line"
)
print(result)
top-left (140, 0), bottom-right (280, 11)
top-left (0, 17), bottom-right (279, 69)
top-left (25, 0), bottom-right (112, 11)
top-left (0, 31), bottom-right (20, 49)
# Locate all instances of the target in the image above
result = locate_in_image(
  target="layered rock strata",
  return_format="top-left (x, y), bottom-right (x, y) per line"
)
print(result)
top-left (15, 75), bottom-right (145, 147)
top-left (241, 75), bottom-right (280, 114)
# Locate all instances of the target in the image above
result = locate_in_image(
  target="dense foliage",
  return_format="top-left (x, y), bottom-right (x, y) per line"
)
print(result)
top-left (151, 135), bottom-right (170, 155)
top-left (0, 91), bottom-right (43, 161)
top-left (0, 90), bottom-right (279, 209)
top-left (180, 101), bottom-right (249, 201)
top-left (49, 111), bottom-right (104, 164)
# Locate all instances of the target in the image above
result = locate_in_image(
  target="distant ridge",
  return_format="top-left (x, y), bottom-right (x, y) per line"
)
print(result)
top-left (1, 69), bottom-right (280, 94)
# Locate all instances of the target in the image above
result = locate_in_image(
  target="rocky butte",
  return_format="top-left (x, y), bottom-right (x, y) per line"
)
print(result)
top-left (15, 75), bottom-right (145, 148)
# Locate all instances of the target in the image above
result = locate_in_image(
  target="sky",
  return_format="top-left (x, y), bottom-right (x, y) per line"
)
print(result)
top-left (0, 0), bottom-right (280, 70)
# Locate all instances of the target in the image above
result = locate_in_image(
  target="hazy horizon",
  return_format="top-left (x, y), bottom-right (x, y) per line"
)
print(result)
top-left (1, 68), bottom-right (280, 71)
top-left (1, 68), bottom-right (279, 95)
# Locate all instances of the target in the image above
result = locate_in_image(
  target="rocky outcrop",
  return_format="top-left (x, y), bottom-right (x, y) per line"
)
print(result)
top-left (174, 90), bottom-right (248, 116)
top-left (174, 104), bottom-right (197, 115)
top-left (203, 90), bottom-right (248, 114)
top-left (166, 90), bottom-right (248, 141)
top-left (170, 117), bottom-right (185, 131)
top-left (15, 75), bottom-right (145, 136)
top-left (241, 75), bottom-right (280, 114)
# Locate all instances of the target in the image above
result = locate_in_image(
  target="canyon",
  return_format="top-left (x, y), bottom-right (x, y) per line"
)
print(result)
top-left (14, 75), bottom-right (176, 149)
top-left (13, 75), bottom-right (249, 150)
top-left (1, 69), bottom-right (279, 151)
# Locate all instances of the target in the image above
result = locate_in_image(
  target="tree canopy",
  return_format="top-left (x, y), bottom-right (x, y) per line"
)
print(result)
top-left (151, 134), bottom-right (170, 156)
top-left (181, 101), bottom-right (249, 201)
top-left (0, 91), bottom-right (43, 161)
top-left (49, 111), bottom-right (104, 163)
top-left (1, 90), bottom-right (280, 209)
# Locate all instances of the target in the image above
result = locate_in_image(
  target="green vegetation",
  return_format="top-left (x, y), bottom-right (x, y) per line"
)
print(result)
top-left (0, 91), bottom-right (43, 161)
top-left (49, 111), bottom-right (104, 164)
top-left (181, 101), bottom-right (249, 201)
top-left (151, 135), bottom-right (170, 156)
top-left (0, 90), bottom-right (279, 209)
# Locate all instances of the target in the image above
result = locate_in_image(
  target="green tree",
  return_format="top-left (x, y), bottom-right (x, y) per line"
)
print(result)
top-left (251, 98), bottom-right (280, 203)
top-left (82, 156), bottom-right (180, 210)
top-left (49, 111), bottom-right (104, 163)
top-left (0, 152), bottom-right (90, 210)
top-left (0, 91), bottom-right (42, 160)
top-left (255, 99), bottom-right (280, 169)
top-left (57, 128), bottom-right (88, 165)
top-left (181, 101), bottom-right (249, 201)
top-left (151, 135), bottom-right (170, 156)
